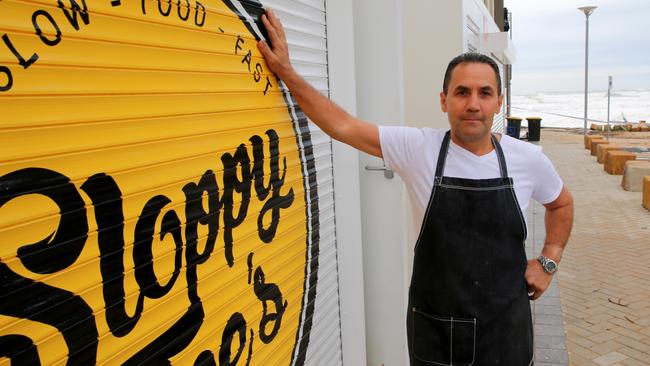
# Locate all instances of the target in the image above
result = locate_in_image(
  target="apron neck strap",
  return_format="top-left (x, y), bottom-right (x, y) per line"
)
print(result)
top-left (434, 130), bottom-right (509, 179)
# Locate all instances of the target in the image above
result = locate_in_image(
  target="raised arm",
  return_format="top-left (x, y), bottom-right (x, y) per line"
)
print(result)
top-left (257, 9), bottom-right (381, 158)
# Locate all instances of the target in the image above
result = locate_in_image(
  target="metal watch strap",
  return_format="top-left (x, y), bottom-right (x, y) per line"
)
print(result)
top-left (538, 255), bottom-right (558, 274)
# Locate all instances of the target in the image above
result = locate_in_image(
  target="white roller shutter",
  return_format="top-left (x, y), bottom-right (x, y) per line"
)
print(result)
top-left (259, 1), bottom-right (343, 364)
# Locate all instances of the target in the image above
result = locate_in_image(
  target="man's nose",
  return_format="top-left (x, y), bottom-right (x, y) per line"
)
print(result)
top-left (466, 93), bottom-right (480, 112)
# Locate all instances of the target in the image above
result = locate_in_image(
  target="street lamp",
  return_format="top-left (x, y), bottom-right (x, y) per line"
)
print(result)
top-left (578, 6), bottom-right (597, 136)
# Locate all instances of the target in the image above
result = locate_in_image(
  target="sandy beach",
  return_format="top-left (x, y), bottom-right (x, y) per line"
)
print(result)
top-left (536, 127), bottom-right (650, 145)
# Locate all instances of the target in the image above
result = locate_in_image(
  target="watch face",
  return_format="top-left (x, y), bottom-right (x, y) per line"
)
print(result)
top-left (545, 261), bottom-right (557, 273)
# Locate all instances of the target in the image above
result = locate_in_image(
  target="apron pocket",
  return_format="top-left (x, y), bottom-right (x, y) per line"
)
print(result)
top-left (412, 308), bottom-right (476, 366)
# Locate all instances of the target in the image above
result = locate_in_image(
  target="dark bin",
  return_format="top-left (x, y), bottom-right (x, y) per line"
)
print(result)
top-left (526, 117), bottom-right (542, 142)
top-left (506, 116), bottom-right (523, 139)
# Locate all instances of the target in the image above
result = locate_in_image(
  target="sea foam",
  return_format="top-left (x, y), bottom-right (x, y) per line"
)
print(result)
top-left (511, 90), bottom-right (650, 128)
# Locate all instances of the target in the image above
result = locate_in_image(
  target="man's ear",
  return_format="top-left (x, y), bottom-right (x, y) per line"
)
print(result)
top-left (497, 94), bottom-right (504, 111)
top-left (440, 91), bottom-right (448, 113)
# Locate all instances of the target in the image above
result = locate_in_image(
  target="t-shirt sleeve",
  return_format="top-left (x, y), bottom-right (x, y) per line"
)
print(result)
top-left (531, 150), bottom-right (564, 204)
top-left (378, 126), bottom-right (426, 178)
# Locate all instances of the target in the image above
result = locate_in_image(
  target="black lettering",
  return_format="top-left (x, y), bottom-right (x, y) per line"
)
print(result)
top-left (133, 195), bottom-right (183, 299)
top-left (81, 173), bottom-right (145, 337)
top-left (258, 181), bottom-right (293, 243)
top-left (0, 168), bottom-right (97, 364)
top-left (183, 170), bottom-right (220, 303)
top-left (178, 0), bottom-right (190, 21)
top-left (0, 128), bottom-right (295, 363)
top-left (253, 62), bottom-right (262, 82)
top-left (254, 266), bottom-right (287, 344)
top-left (247, 253), bottom-right (254, 285)
top-left (57, 0), bottom-right (90, 31)
top-left (263, 76), bottom-right (272, 95)
top-left (245, 329), bottom-right (254, 366)
top-left (249, 135), bottom-right (270, 200)
top-left (241, 49), bottom-right (252, 72)
top-left (235, 35), bottom-right (244, 55)
top-left (0, 168), bottom-right (87, 273)
top-left (221, 144), bottom-right (251, 267)
top-left (255, 130), bottom-right (294, 243)
top-left (32, 10), bottom-right (63, 46)
top-left (2, 34), bottom-right (39, 69)
top-left (141, 0), bottom-right (147, 14)
top-left (0, 335), bottom-right (40, 364)
top-left (124, 303), bottom-right (204, 365)
top-left (219, 313), bottom-right (246, 366)
top-left (195, 350), bottom-right (216, 366)
top-left (0, 262), bottom-right (98, 365)
top-left (249, 130), bottom-right (277, 201)
top-left (158, 0), bottom-right (172, 16)
top-left (195, 2), bottom-right (206, 27)
top-left (0, 65), bottom-right (13, 92)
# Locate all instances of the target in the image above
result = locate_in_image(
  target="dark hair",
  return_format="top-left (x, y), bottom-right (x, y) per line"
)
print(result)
top-left (443, 52), bottom-right (502, 96)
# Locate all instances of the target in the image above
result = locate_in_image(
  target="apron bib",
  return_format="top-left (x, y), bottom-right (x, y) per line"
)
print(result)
top-left (407, 131), bottom-right (533, 365)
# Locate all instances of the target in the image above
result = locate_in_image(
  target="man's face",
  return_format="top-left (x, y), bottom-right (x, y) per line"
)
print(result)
top-left (440, 62), bottom-right (503, 144)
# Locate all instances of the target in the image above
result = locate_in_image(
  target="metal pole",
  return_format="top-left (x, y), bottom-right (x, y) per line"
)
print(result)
top-left (583, 14), bottom-right (589, 136)
top-left (506, 11), bottom-right (512, 117)
top-left (607, 76), bottom-right (612, 141)
top-left (579, 6), bottom-right (597, 136)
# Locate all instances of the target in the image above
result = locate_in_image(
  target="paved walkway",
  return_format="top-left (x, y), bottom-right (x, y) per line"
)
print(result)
top-left (527, 198), bottom-right (569, 365)
top-left (537, 129), bottom-right (650, 366)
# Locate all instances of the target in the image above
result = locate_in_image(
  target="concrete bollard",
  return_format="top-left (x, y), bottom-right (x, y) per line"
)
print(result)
top-left (597, 145), bottom-right (623, 164)
top-left (591, 140), bottom-right (609, 156)
top-left (622, 161), bottom-right (650, 192)
top-left (643, 175), bottom-right (650, 210)
top-left (605, 150), bottom-right (636, 175)
top-left (585, 135), bottom-right (604, 150)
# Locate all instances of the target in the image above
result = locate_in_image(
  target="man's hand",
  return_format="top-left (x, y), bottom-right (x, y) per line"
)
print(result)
top-left (255, 8), bottom-right (382, 157)
top-left (525, 259), bottom-right (553, 300)
top-left (257, 9), bottom-right (294, 80)
top-left (526, 186), bottom-right (573, 301)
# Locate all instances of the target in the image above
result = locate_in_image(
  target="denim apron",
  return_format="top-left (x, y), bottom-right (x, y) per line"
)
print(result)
top-left (407, 131), bottom-right (533, 365)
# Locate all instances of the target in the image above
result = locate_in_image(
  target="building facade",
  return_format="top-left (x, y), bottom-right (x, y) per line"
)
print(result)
top-left (0, 0), bottom-right (512, 364)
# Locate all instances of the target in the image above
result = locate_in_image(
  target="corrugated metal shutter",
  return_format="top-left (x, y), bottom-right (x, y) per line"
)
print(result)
top-left (492, 63), bottom-right (506, 134)
top-left (0, 0), bottom-right (340, 364)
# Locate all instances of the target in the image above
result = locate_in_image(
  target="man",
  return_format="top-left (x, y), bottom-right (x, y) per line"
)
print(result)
top-left (258, 9), bottom-right (573, 365)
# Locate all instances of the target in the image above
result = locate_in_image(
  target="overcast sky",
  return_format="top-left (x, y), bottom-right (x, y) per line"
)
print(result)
top-left (505, 0), bottom-right (650, 95)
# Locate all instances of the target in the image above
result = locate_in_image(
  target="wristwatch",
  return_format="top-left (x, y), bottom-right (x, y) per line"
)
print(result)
top-left (537, 255), bottom-right (558, 274)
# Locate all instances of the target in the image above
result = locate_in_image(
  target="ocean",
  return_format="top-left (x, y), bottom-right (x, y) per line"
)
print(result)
top-left (511, 90), bottom-right (650, 129)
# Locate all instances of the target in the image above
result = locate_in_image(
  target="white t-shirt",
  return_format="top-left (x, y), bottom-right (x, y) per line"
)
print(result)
top-left (379, 127), bottom-right (563, 233)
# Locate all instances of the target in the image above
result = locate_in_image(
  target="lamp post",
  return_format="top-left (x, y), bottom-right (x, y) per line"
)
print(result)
top-left (578, 6), bottom-right (597, 136)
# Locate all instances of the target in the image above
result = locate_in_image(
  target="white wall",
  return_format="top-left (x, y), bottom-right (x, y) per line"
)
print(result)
top-left (328, 1), bottom-right (506, 364)
top-left (402, 1), bottom-right (463, 131)
top-left (325, 1), bottom-right (367, 365)
top-left (352, 0), bottom-right (411, 365)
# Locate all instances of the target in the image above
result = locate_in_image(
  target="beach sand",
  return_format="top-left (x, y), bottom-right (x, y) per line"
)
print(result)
top-left (539, 127), bottom-right (650, 146)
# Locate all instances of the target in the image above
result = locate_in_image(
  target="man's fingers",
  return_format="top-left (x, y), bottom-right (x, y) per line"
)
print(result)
top-left (261, 14), bottom-right (281, 46)
top-left (257, 41), bottom-right (277, 63)
top-left (266, 8), bottom-right (286, 39)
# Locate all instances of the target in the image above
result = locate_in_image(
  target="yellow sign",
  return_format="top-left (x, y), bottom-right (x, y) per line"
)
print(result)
top-left (0, 1), bottom-right (319, 364)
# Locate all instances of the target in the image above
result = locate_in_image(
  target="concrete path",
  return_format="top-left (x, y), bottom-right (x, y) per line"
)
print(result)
top-left (538, 129), bottom-right (650, 366)
top-left (527, 199), bottom-right (570, 365)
